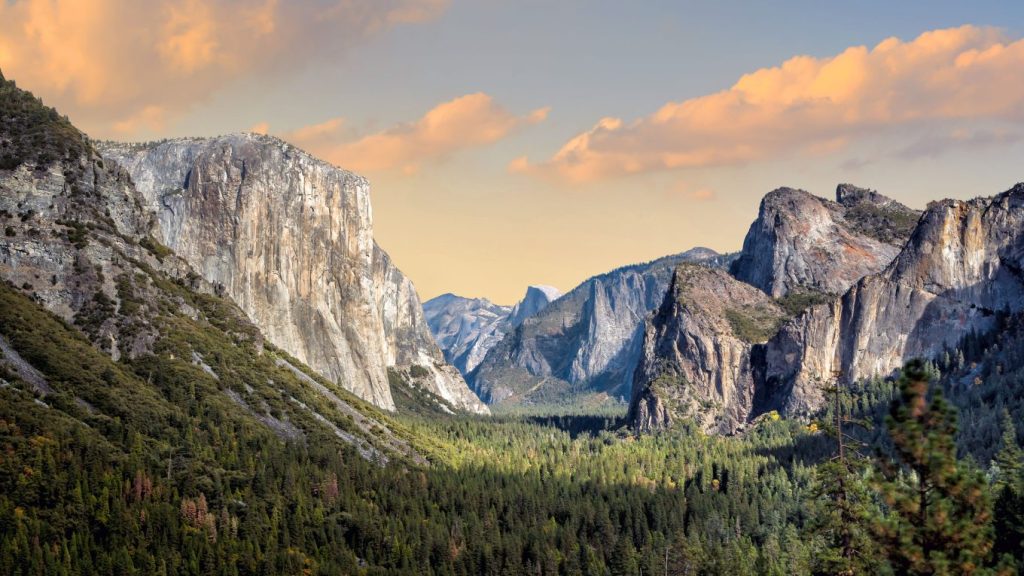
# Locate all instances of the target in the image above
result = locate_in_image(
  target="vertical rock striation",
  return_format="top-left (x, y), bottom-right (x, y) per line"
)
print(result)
top-left (763, 184), bottom-right (1024, 418)
top-left (99, 134), bottom-right (486, 413)
top-left (423, 284), bottom-right (560, 376)
top-left (471, 248), bottom-right (732, 406)
top-left (730, 185), bottom-right (919, 297)
top-left (629, 265), bottom-right (785, 434)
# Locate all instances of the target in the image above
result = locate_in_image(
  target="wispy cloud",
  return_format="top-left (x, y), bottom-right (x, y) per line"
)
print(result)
top-left (895, 127), bottom-right (1022, 160)
top-left (518, 26), bottom-right (1024, 183)
top-left (284, 93), bottom-right (549, 174)
top-left (0, 0), bottom-right (449, 139)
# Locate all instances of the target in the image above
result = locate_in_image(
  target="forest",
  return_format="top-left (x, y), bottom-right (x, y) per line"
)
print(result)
top-left (2, 272), bottom-right (1024, 575)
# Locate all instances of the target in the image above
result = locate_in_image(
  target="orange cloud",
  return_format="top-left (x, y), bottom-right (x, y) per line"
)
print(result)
top-left (685, 188), bottom-right (715, 202)
top-left (249, 121), bottom-right (271, 135)
top-left (113, 105), bottom-right (168, 135)
top-left (525, 25), bottom-right (1024, 183)
top-left (285, 94), bottom-right (548, 173)
top-left (158, 0), bottom-right (220, 74)
top-left (0, 0), bottom-right (448, 139)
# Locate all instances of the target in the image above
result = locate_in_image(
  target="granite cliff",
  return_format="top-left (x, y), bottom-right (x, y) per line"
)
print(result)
top-left (629, 265), bottom-right (785, 434)
top-left (730, 184), bottom-right (919, 297)
top-left (424, 285), bottom-right (560, 376)
top-left (762, 184), bottom-right (1024, 418)
top-left (0, 76), bottom-right (428, 462)
top-left (631, 183), bottom-right (1024, 433)
top-left (98, 135), bottom-right (486, 414)
top-left (472, 248), bottom-right (733, 406)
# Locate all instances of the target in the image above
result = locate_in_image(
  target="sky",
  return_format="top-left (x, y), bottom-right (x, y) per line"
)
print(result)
top-left (3, 0), bottom-right (1024, 304)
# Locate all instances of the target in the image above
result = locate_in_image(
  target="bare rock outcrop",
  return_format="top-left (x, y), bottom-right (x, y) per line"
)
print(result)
top-left (99, 134), bottom-right (486, 413)
top-left (730, 185), bottom-right (919, 298)
top-left (424, 285), bottom-right (560, 377)
top-left (629, 265), bottom-right (785, 434)
top-left (763, 184), bottom-right (1024, 417)
top-left (471, 248), bottom-right (733, 406)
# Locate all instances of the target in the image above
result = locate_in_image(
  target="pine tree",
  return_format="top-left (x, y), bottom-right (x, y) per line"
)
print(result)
top-left (992, 410), bottom-right (1024, 567)
top-left (993, 411), bottom-right (1023, 491)
top-left (875, 359), bottom-right (994, 575)
top-left (810, 376), bottom-right (878, 576)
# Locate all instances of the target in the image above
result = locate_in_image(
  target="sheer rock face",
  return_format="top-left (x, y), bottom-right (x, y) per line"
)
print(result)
top-left (471, 248), bottom-right (731, 405)
top-left (730, 185), bottom-right (919, 298)
top-left (99, 134), bottom-right (486, 414)
top-left (509, 285), bottom-right (562, 326)
top-left (424, 294), bottom-right (511, 375)
top-left (763, 184), bottom-right (1024, 418)
top-left (423, 285), bottom-right (560, 376)
top-left (629, 265), bottom-right (785, 434)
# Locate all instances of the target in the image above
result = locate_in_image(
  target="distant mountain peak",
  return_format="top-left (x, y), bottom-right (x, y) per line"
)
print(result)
top-left (510, 285), bottom-right (562, 326)
top-left (526, 284), bottom-right (562, 301)
top-left (424, 283), bottom-right (560, 378)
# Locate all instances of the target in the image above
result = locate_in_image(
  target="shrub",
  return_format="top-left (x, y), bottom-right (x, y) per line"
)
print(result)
top-left (725, 305), bottom-right (784, 343)
top-left (775, 289), bottom-right (832, 317)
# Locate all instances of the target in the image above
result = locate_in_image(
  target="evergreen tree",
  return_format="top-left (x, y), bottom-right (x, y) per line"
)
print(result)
top-left (809, 378), bottom-right (879, 576)
top-left (875, 360), bottom-right (994, 575)
top-left (993, 411), bottom-right (1023, 491)
top-left (992, 411), bottom-right (1024, 567)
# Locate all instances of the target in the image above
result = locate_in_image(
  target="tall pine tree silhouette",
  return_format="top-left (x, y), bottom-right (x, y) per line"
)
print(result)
top-left (876, 359), bottom-right (994, 575)
top-left (810, 371), bottom-right (878, 576)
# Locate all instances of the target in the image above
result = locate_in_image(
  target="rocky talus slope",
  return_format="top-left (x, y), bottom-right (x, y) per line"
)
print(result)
top-left (99, 135), bottom-right (486, 414)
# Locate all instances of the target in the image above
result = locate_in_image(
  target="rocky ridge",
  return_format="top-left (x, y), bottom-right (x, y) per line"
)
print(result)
top-left (629, 265), bottom-right (785, 434)
top-left (0, 75), bottom-right (428, 461)
top-left (762, 184), bottom-right (1024, 418)
top-left (630, 183), bottom-right (1024, 433)
top-left (730, 185), bottom-right (920, 298)
top-left (423, 284), bottom-right (560, 376)
top-left (471, 248), bottom-right (733, 406)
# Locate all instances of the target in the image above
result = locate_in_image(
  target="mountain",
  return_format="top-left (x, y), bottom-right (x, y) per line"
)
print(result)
top-left (730, 184), bottom-right (920, 298)
top-left (762, 184), bottom-right (1024, 419)
top-left (423, 284), bottom-right (560, 376)
top-left (471, 248), bottom-right (733, 406)
top-left (630, 182), bottom-right (1024, 433)
top-left (3, 72), bottom-right (1021, 575)
top-left (0, 74), bottom-right (436, 463)
top-left (98, 135), bottom-right (486, 414)
top-left (509, 284), bottom-right (562, 325)
top-left (629, 265), bottom-right (785, 434)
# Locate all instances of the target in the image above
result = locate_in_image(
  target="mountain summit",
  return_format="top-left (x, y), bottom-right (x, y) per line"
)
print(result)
top-left (98, 135), bottom-right (486, 414)
top-left (424, 284), bottom-right (561, 376)
top-left (470, 248), bottom-right (732, 406)
top-left (730, 184), bottom-right (920, 298)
